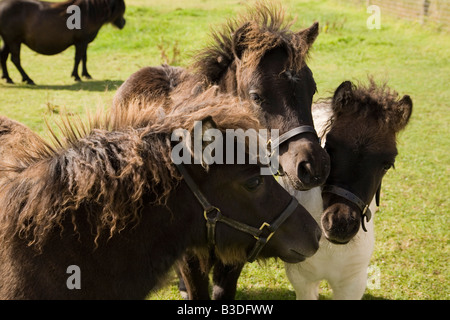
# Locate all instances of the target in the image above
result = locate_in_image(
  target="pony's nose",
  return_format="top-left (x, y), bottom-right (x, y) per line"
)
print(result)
top-left (297, 161), bottom-right (323, 186)
top-left (297, 161), bottom-right (312, 185)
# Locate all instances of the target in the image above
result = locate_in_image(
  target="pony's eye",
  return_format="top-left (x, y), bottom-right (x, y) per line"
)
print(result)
top-left (249, 91), bottom-right (262, 104)
top-left (244, 176), bottom-right (264, 191)
top-left (383, 163), bottom-right (395, 171)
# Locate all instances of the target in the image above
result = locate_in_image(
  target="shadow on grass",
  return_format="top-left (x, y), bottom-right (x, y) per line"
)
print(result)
top-left (362, 293), bottom-right (389, 300)
top-left (0, 79), bottom-right (124, 92)
top-left (235, 288), bottom-right (388, 300)
top-left (236, 288), bottom-right (296, 300)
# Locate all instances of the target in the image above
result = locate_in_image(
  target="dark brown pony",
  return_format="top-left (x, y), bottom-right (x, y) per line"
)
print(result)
top-left (0, 0), bottom-right (126, 84)
top-left (0, 89), bottom-right (321, 299)
top-left (114, 3), bottom-right (330, 191)
top-left (318, 79), bottom-right (413, 243)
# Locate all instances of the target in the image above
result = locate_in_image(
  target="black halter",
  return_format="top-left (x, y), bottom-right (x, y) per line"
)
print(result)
top-left (176, 163), bottom-right (299, 262)
top-left (268, 125), bottom-right (318, 176)
top-left (322, 185), bottom-right (377, 232)
top-left (269, 125), bottom-right (318, 151)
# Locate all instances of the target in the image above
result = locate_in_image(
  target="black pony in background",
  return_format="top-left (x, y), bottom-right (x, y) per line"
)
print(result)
top-left (0, 0), bottom-right (126, 84)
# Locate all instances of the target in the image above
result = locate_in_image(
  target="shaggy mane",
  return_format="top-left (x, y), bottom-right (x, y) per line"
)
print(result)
top-left (0, 88), bottom-right (261, 250)
top-left (192, 1), bottom-right (310, 83)
top-left (324, 78), bottom-right (413, 136)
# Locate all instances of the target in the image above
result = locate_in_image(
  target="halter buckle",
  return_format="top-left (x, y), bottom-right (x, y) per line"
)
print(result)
top-left (361, 204), bottom-right (372, 232)
top-left (203, 206), bottom-right (221, 221)
top-left (254, 222), bottom-right (275, 242)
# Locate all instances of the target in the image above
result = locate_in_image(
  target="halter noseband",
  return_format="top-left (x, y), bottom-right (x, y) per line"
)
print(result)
top-left (269, 125), bottom-right (318, 151)
top-left (176, 163), bottom-right (299, 262)
top-left (267, 125), bottom-right (318, 176)
top-left (322, 185), bottom-right (373, 232)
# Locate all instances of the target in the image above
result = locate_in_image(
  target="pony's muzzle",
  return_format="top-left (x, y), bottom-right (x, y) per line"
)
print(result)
top-left (292, 140), bottom-right (330, 190)
top-left (114, 17), bottom-right (126, 29)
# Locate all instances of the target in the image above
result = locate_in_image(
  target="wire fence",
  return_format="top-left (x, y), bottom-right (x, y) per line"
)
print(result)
top-left (343, 0), bottom-right (450, 30)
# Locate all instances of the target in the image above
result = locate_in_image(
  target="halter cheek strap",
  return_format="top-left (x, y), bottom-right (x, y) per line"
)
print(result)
top-left (175, 163), bottom-right (298, 262)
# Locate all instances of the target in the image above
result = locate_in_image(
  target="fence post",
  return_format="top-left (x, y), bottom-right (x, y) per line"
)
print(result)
top-left (422, 0), bottom-right (431, 24)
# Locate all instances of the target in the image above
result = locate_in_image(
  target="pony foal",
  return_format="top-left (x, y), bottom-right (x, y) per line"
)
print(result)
top-left (285, 80), bottom-right (413, 299)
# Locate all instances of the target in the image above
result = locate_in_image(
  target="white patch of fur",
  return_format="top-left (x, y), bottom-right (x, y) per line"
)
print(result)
top-left (282, 102), bottom-right (376, 300)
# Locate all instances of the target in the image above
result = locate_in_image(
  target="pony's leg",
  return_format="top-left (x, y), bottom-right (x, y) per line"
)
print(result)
top-left (329, 270), bottom-right (368, 300)
top-left (212, 262), bottom-right (244, 300)
top-left (72, 43), bottom-right (88, 81)
top-left (81, 49), bottom-right (92, 79)
top-left (9, 42), bottom-right (34, 85)
top-left (177, 253), bottom-right (211, 300)
top-left (284, 263), bottom-right (320, 300)
top-left (176, 270), bottom-right (188, 300)
top-left (0, 43), bottom-right (13, 83)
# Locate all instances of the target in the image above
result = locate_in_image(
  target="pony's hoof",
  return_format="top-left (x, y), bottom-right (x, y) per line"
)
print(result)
top-left (2, 76), bottom-right (14, 84)
top-left (74, 77), bottom-right (82, 82)
top-left (24, 79), bottom-right (35, 85)
top-left (83, 74), bottom-right (92, 80)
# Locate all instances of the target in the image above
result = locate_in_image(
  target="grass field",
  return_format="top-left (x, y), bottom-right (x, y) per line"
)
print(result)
top-left (0, 0), bottom-right (448, 300)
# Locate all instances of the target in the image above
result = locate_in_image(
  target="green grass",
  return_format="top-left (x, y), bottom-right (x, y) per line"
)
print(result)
top-left (0, 0), bottom-right (448, 300)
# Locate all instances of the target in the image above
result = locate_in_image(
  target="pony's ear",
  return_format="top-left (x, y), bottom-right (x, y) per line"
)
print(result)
top-left (394, 95), bottom-right (413, 131)
top-left (332, 81), bottom-right (354, 113)
top-left (296, 22), bottom-right (319, 49)
top-left (201, 115), bottom-right (217, 133)
top-left (232, 22), bottom-right (251, 60)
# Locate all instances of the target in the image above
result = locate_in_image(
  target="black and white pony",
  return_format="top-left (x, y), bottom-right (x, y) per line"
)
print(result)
top-left (285, 80), bottom-right (413, 299)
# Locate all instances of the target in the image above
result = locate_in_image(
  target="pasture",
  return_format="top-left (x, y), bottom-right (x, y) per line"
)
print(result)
top-left (0, 0), bottom-right (448, 299)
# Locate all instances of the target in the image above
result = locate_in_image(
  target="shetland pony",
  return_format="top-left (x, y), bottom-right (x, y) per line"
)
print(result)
top-left (285, 80), bottom-right (413, 299)
top-left (0, 89), bottom-right (321, 299)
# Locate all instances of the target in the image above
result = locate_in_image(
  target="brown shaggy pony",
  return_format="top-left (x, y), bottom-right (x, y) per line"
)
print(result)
top-left (113, 2), bottom-right (330, 191)
top-left (0, 89), bottom-right (321, 299)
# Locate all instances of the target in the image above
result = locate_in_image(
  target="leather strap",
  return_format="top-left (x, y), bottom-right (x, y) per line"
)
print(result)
top-left (247, 197), bottom-right (299, 262)
top-left (176, 163), bottom-right (298, 261)
top-left (270, 125), bottom-right (318, 150)
top-left (322, 185), bottom-right (372, 232)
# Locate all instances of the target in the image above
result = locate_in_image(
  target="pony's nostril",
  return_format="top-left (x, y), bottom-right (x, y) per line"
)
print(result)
top-left (297, 161), bottom-right (312, 184)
